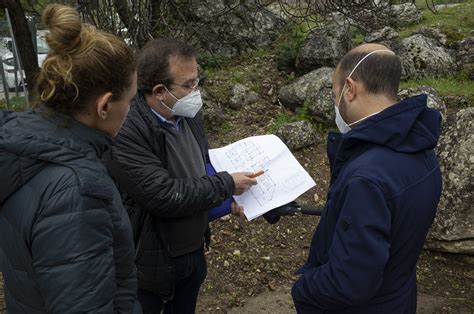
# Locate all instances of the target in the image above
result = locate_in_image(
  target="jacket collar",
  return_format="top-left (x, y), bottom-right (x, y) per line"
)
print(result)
top-left (327, 94), bottom-right (441, 178)
top-left (36, 105), bottom-right (113, 159)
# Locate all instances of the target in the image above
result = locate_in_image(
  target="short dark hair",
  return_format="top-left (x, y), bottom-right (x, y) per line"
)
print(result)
top-left (338, 50), bottom-right (402, 99)
top-left (137, 38), bottom-right (196, 94)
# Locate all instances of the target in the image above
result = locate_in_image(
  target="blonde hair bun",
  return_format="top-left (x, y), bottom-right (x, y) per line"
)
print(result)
top-left (43, 4), bottom-right (82, 54)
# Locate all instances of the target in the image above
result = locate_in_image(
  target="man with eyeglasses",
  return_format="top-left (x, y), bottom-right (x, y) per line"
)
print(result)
top-left (104, 38), bottom-right (257, 313)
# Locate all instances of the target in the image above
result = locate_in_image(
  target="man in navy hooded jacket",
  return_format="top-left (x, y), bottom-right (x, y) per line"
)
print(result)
top-left (291, 43), bottom-right (442, 313)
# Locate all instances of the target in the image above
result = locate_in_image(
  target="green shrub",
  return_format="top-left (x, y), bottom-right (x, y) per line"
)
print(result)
top-left (275, 23), bottom-right (308, 71)
top-left (0, 96), bottom-right (28, 111)
top-left (199, 52), bottom-right (231, 70)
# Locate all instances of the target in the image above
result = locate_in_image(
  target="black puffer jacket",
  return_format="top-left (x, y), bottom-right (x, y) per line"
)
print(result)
top-left (105, 93), bottom-right (234, 299)
top-left (0, 108), bottom-right (140, 313)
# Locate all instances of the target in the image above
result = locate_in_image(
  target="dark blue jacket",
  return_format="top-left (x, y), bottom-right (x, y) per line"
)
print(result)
top-left (292, 95), bottom-right (442, 313)
top-left (0, 108), bottom-right (140, 313)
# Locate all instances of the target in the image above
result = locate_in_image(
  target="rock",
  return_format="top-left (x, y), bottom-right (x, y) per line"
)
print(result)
top-left (413, 28), bottom-right (447, 46)
top-left (190, 1), bottom-right (285, 55)
top-left (306, 87), bottom-right (335, 126)
top-left (397, 86), bottom-right (447, 120)
top-left (275, 120), bottom-right (318, 151)
top-left (201, 89), bottom-right (225, 130)
top-left (313, 193), bottom-right (319, 203)
top-left (425, 107), bottom-right (474, 254)
top-left (228, 83), bottom-right (260, 110)
top-left (390, 3), bottom-right (422, 27)
top-left (364, 26), bottom-right (399, 44)
top-left (451, 37), bottom-right (474, 79)
top-left (442, 95), bottom-right (472, 109)
top-left (353, 2), bottom-right (421, 31)
top-left (400, 34), bottom-right (456, 79)
top-left (278, 67), bottom-right (334, 111)
top-left (295, 14), bottom-right (352, 73)
top-left (434, 4), bottom-right (461, 10)
top-left (246, 91), bottom-right (260, 104)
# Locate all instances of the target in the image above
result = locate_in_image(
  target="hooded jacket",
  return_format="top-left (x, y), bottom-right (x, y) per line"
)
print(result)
top-left (0, 108), bottom-right (139, 313)
top-left (292, 95), bottom-right (442, 313)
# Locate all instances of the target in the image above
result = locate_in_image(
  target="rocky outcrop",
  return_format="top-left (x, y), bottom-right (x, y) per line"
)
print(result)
top-left (451, 37), bottom-right (474, 80)
top-left (278, 67), bottom-right (334, 111)
top-left (398, 86), bottom-right (447, 120)
top-left (354, 2), bottom-right (421, 31)
top-left (390, 3), bottom-right (422, 27)
top-left (189, 1), bottom-right (285, 55)
top-left (306, 88), bottom-right (335, 126)
top-left (413, 27), bottom-right (447, 46)
top-left (295, 14), bottom-right (352, 73)
top-left (275, 120), bottom-right (318, 151)
top-left (425, 108), bottom-right (474, 254)
top-left (400, 34), bottom-right (456, 79)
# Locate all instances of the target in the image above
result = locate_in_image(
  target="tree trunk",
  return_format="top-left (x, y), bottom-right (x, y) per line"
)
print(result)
top-left (113, 0), bottom-right (132, 30)
top-left (0, 0), bottom-right (39, 98)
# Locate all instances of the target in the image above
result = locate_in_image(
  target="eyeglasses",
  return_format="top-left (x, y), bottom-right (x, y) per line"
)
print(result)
top-left (169, 75), bottom-right (205, 91)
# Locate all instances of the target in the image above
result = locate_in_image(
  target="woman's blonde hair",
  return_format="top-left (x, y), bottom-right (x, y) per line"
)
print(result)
top-left (34, 4), bottom-right (136, 115)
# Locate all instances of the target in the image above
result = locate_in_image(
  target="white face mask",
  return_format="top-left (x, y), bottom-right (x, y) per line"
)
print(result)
top-left (161, 88), bottom-right (203, 118)
top-left (335, 49), bottom-right (395, 134)
top-left (335, 104), bottom-right (351, 134)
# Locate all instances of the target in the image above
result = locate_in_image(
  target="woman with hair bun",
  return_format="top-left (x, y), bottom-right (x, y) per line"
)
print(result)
top-left (0, 4), bottom-right (140, 313)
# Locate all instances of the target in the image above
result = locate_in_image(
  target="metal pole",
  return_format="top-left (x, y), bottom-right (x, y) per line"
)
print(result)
top-left (0, 55), bottom-right (11, 110)
top-left (5, 8), bottom-right (30, 108)
top-left (12, 41), bottom-right (18, 96)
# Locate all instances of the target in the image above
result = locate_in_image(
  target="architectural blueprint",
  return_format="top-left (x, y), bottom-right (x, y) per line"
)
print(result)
top-left (209, 135), bottom-right (316, 220)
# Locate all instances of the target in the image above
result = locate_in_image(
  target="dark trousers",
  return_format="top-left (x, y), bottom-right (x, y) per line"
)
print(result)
top-left (138, 247), bottom-right (207, 314)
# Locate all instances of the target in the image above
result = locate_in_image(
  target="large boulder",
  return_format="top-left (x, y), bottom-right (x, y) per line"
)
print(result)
top-left (451, 37), bottom-right (474, 80)
top-left (306, 87), bottom-right (335, 126)
top-left (413, 27), bottom-right (447, 46)
top-left (278, 67), bottom-right (334, 111)
top-left (188, 1), bottom-right (285, 55)
top-left (353, 2), bottom-right (421, 31)
top-left (400, 34), bottom-right (456, 79)
top-left (275, 120), bottom-right (318, 151)
top-left (390, 3), bottom-right (422, 27)
top-left (295, 14), bottom-right (352, 73)
top-left (425, 108), bottom-right (474, 254)
top-left (397, 86), bottom-right (447, 120)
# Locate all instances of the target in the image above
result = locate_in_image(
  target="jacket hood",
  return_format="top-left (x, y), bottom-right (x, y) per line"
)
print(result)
top-left (343, 94), bottom-right (442, 153)
top-left (0, 108), bottom-right (112, 205)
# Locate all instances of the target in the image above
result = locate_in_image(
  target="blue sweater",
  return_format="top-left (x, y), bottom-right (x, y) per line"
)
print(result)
top-left (292, 95), bottom-right (442, 313)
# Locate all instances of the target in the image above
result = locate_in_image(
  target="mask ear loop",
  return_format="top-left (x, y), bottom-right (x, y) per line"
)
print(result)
top-left (154, 85), bottom-right (177, 114)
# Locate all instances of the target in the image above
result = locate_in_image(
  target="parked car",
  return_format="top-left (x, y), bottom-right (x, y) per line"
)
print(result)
top-left (1, 36), bottom-right (48, 91)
